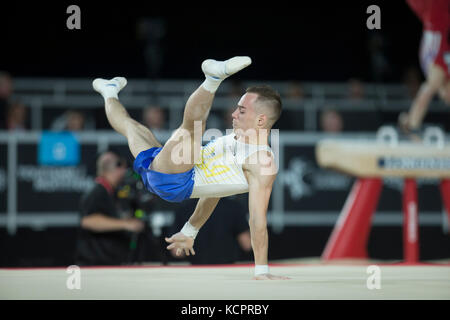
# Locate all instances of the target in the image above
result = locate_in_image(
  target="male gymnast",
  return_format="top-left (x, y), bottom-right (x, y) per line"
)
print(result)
top-left (399, 0), bottom-right (450, 135)
top-left (93, 56), bottom-right (289, 280)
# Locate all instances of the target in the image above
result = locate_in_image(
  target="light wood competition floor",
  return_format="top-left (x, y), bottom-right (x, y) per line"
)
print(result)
top-left (1, 259), bottom-right (449, 300)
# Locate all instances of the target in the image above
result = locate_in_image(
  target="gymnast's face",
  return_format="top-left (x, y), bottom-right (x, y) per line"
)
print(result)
top-left (231, 93), bottom-right (260, 135)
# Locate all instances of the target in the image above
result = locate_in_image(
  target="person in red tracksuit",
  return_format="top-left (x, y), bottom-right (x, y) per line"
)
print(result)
top-left (399, 0), bottom-right (450, 134)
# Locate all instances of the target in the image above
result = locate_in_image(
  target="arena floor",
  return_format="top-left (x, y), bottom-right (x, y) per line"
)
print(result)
top-left (1, 260), bottom-right (449, 300)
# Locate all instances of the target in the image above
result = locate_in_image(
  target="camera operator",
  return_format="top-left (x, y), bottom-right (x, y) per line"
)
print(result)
top-left (75, 151), bottom-right (145, 266)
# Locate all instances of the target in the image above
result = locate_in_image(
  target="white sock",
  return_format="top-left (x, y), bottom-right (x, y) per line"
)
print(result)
top-left (101, 86), bottom-right (119, 102)
top-left (201, 75), bottom-right (223, 93)
top-left (200, 57), bottom-right (251, 93)
top-left (93, 77), bottom-right (127, 102)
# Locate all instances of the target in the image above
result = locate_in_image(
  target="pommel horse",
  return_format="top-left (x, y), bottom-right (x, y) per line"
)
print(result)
top-left (316, 126), bottom-right (450, 263)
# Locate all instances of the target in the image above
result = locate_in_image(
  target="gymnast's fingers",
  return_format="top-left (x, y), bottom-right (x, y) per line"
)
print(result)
top-left (166, 243), bottom-right (176, 250)
top-left (165, 237), bottom-right (173, 243)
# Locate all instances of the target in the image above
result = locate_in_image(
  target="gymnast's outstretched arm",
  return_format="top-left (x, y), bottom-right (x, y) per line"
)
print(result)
top-left (165, 197), bottom-right (220, 256)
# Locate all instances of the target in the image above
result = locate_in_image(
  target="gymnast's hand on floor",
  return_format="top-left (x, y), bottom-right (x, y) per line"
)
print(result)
top-left (165, 232), bottom-right (195, 256)
top-left (253, 274), bottom-right (291, 280)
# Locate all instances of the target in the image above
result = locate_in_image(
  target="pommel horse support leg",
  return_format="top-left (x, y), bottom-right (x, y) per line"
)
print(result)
top-left (322, 178), bottom-right (383, 260)
top-left (440, 179), bottom-right (450, 229)
top-left (403, 179), bottom-right (419, 263)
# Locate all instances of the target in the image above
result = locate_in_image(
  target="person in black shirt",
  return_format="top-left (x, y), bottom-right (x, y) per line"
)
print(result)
top-left (169, 197), bottom-right (251, 265)
top-left (75, 151), bottom-right (144, 266)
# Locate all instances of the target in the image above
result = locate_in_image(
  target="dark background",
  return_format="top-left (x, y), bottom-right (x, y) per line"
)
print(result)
top-left (2, 1), bottom-right (423, 81)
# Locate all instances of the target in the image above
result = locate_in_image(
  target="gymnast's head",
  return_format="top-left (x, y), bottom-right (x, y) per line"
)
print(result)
top-left (231, 85), bottom-right (282, 136)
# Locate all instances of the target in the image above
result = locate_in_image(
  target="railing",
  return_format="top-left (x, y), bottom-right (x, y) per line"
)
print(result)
top-left (0, 130), bottom-right (447, 236)
top-left (2, 79), bottom-right (448, 235)
top-left (10, 78), bottom-right (450, 131)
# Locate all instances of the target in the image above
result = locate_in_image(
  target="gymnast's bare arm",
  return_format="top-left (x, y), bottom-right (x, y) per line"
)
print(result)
top-left (165, 197), bottom-right (220, 256)
top-left (244, 151), bottom-right (290, 280)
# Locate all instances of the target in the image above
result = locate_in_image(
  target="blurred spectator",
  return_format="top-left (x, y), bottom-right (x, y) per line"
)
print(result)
top-left (137, 18), bottom-right (166, 78)
top-left (142, 105), bottom-right (167, 132)
top-left (170, 197), bottom-right (252, 265)
top-left (227, 80), bottom-right (244, 98)
top-left (75, 151), bottom-right (145, 266)
top-left (66, 110), bottom-right (85, 131)
top-left (51, 110), bottom-right (95, 131)
top-left (367, 33), bottom-right (392, 82)
top-left (320, 108), bottom-right (344, 133)
top-left (403, 66), bottom-right (423, 99)
top-left (5, 101), bottom-right (28, 131)
top-left (347, 78), bottom-right (365, 101)
top-left (0, 71), bottom-right (13, 110)
top-left (285, 81), bottom-right (305, 100)
top-left (283, 82), bottom-right (305, 131)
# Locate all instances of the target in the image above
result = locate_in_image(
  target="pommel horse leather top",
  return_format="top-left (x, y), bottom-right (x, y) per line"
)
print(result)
top-left (316, 134), bottom-right (450, 178)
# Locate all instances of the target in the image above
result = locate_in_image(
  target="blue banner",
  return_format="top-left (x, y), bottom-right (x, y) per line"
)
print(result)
top-left (38, 131), bottom-right (80, 166)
